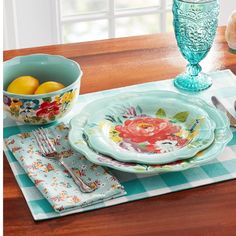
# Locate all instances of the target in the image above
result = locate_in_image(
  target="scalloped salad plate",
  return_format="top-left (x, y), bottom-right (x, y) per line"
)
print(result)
top-left (83, 93), bottom-right (216, 164)
top-left (68, 91), bottom-right (232, 174)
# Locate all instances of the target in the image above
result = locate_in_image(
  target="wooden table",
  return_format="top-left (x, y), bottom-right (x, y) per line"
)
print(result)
top-left (4, 27), bottom-right (236, 236)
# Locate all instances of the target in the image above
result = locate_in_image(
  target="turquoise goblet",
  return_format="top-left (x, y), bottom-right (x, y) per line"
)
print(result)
top-left (173, 0), bottom-right (219, 92)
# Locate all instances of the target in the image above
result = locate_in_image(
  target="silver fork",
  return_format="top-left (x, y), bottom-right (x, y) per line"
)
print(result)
top-left (33, 128), bottom-right (97, 193)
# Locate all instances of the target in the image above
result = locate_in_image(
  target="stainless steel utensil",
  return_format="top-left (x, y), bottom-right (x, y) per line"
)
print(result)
top-left (33, 128), bottom-right (97, 193)
top-left (211, 96), bottom-right (236, 128)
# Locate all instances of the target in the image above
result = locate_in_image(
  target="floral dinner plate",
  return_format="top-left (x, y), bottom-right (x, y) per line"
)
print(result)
top-left (84, 93), bottom-right (216, 164)
top-left (69, 90), bottom-right (232, 174)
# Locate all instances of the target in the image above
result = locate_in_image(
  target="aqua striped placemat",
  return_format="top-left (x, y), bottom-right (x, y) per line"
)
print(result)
top-left (4, 69), bottom-right (236, 220)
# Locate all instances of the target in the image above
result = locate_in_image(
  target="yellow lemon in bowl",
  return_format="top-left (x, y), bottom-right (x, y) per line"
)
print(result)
top-left (34, 81), bottom-right (65, 95)
top-left (7, 76), bottom-right (39, 95)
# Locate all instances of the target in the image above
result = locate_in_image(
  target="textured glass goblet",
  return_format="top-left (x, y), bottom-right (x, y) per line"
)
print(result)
top-left (173, 0), bottom-right (219, 92)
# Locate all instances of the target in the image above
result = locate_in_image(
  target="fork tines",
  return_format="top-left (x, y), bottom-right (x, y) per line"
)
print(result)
top-left (33, 128), bottom-right (56, 155)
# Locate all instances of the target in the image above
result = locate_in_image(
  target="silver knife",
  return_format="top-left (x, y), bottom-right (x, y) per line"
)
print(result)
top-left (211, 96), bottom-right (236, 128)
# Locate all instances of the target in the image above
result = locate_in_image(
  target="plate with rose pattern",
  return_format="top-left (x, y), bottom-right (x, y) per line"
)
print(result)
top-left (69, 91), bottom-right (232, 174)
top-left (83, 94), bottom-right (216, 164)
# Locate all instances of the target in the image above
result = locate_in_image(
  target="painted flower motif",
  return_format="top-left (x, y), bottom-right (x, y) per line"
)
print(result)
top-left (109, 127), bottom-right (123, 143)
top-left (56, 206), bottom-right (65, 212)
top-left (90, 164), bottom-right (98, 171)
top-left (93, 180), bottom-right (102, 186)
top-left (10, 99), bottom-right (23, 111)
top-left (18, 133), bottom-right (31, 139)
top-left (72, 168), bottom-right (86, 177)
top-left (5, 139), bottom-right (15, 145)
top-left (119, 141), bottom-right (143, 153)
top-left (59, 182), bottom-right (72, 188)
top-left (122, 106), bottom-right (138, 118)
top-left (32, 161), bottom-right (44, 170)
top-left (36, 101), bottom-right (60, 118)
top-left (12, 147), bottom-right (22, 153)
top-left (71, 196), bottom-right (80, 203)
top-left (61, 90), bottom-right (75, 103)
top-left (51, 191), bottom-right (68, 202)
top-left (35, 179), bottom-right (44, 186)
top-left (21, 99), bottom-right (39, 110)
top-left (51, 137), bottom-right (61, 146)
top-left (3, 95), bottom-right (11, 106)
top-left (43, 188), bottom-right (48, 194)
top-left (111, 184), bottom-right (118, 190)
top-left (59, 149), bottom-right (74, 158)
top-left (46, 163), bottom-right (54, 172)
top-left (26, 145), bottom-right (35, 155)
top-left (121, 106), bottom-right (146, 119)
top-left (146, 137), bottom-right (188, 153)
top-left (54, 95), bottom-right (61, 104)
top-left (20, 109), bottom-right (35, 119)
top-left (115, 117), bottom-right (181, 144)
top-left (56, 123), bottom-right (68, 131)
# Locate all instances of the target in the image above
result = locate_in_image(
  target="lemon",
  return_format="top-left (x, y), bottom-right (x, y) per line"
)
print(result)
top-left (34, 81), bottom-right (65, 95)
top-left (7, 76), bottom-right (39, 95)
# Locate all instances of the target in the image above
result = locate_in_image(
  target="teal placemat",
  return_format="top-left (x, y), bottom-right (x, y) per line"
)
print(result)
top-left (4, 70), bottom-right (236, 221)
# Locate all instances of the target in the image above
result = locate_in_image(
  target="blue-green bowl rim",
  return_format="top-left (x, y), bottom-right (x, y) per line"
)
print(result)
top-left (3, 54), bottom-right (83, 99)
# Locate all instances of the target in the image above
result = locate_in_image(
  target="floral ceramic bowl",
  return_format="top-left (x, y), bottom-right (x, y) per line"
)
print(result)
top-left (3, 54), bottom-right (82, 124)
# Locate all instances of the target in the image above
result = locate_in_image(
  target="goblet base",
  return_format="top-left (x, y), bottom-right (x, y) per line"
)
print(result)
top-left (174, 73), bottom-right (212, 92)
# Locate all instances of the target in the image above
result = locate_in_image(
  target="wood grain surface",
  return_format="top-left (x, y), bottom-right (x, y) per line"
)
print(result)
top-left (4, 27), bottom-right (236, 236)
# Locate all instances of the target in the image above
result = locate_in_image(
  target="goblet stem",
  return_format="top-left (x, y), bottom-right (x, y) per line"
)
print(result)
top-left (187, 64), bottom-right (202, 77)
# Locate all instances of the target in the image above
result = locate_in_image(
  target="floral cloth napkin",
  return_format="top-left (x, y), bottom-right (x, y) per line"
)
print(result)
top-left (5, 123), bottom-right (126, 212)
